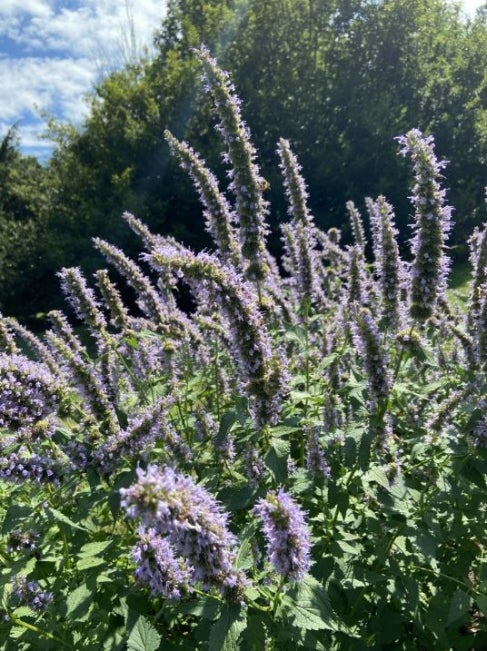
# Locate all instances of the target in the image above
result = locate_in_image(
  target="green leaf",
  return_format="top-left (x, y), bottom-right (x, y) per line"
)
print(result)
top-left (366, 467), bottom-right (391, 490)
top-left (78, 541), bottom-right (113, 557)
top-left (127, 615), bottom-right (162, 651)
top-left (47, 507), bottom-right (89, 531)
top-left (65, 582), bottom-right (93, 621)
top-left (215, 411), bottom-right (237, 447)
top-left (446, 589), bottom-right (471, 626)
top-left (1, 505), bottom-right (32, 534)
top-left (476, 594), bottom-right (487, 617)
top-left (77, 556), bottom-right (106, 570)
top-left (208, 605), bottom-right (247, 651)
top-left (235, 524), bottom-right (257, 570)
top-left (264, 438), bottom-right (290, 482)
top-left (285, 574), bottom-right (337, 631)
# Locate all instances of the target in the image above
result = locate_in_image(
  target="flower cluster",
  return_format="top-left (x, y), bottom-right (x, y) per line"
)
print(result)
top-left (165, 130), bottom-right (241, 268)
top-left (7, 529), bottom-right (39, 555)
top-left (132, 528), bottom-right (194, 600)
top-left (305, 427), bottom-right (331, 480)
top-left (253, 488), bottom-right (311, 582)
top-left (397, 129), bottom-right (452, 321)
top-left (351, 307), bottom-right (391, 406)
top-left (0, 353), bottom-right (62, 433)
top-left (278, 138), bottom-right (324, 308)
top-left (0, 447), bottom-right (69, 485)
top-left (10, 575), bottom-right (53, 613)
top-left (58, 267), bottom-right (108, 344)
top-left (347, 201), bottom-right (367, 254)
top-left (148, 244), bottom-right (289, 426)
top-left (366, 195), bottom-right (405, 329)
top-left (120, 465), bottom-right (247, 599)
top-left (94, 397), bottom-right (191, 472)
top-left (196, 46), bottom-right (270, 281)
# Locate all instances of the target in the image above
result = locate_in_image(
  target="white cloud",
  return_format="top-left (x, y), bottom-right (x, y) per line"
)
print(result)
top-left (0, 57), bottom-right (95, 121)
top-left (0, 0), bottom-right (53, 18)
top-left (0, 0), bottom-right (166, 157)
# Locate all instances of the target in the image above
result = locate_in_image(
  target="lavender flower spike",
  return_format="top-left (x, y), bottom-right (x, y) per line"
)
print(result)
top-left (254, 488), bottom-right (311, 582)
top-left (196, 46), bottom-right (270, 281)
top-left (0, 353), bottom-right (62, 432)
top-left (366, 196), bottom-right (405, 329)
top-left (351, 306), bottom-right (391, 407)
top-left (467, 219), bottom-right (487, 329)
top-left (347, 201), bottom-right (367, 255)
top-left (121, 465), bottom-right (247, 599)
top-left (132, 528), bottom-right (193, 600)
top-left (165, 130), bottom-right (241, 268)
top-left (148, 244), bottom-right (289, 427)
top-left (397, 129), bottom-right (453, 321)
top-left (277, 138), bottom-right (324, 308)
top-left (58, 267), bottom-right (108, 348)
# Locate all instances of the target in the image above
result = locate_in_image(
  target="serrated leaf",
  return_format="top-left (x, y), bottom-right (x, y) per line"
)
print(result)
top-left (285, 574), bottom-right (337, 631)
top-left (366, 467), bottom-right (390, 490)
top-left (335, 540), bottom-right (362, 555)
top-left (209, 605), bottom-right (247, 651)
top-left (127, 615), bottom-right (161, 651)
top-left (264, 438), bottom-right (290, 482)
top-left (66, 582), bottom-right (92, 621)
top-left (269, 425), bottom-right (301, 436)
top-left (235, 525), bottom-right (256, 570)
top-left (47, 507), bottom-right (89, 531)
top-left (446, 589), bottom-right (471, 626)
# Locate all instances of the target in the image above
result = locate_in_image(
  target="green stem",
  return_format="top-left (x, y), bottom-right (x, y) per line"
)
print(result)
top-left (409, 564), bottom-right (481, 595)
top-left (6, 611), bottom-right (73, 649)
top-left (213, 336), bottom-right (221, 422)
top-left (271, 577), bottom-right (286, 618)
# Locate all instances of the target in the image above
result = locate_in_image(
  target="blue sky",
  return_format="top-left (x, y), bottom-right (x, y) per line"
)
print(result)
top-left (0, 0), bottom-right (485, 161)
top-left (0, 0), bottom-right (165, 159)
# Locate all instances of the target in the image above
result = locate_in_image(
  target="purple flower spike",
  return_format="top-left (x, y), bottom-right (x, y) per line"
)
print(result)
top-left (196, 46), bottom-right (270, 281)
top-left (397, 129), bottom-right (453, 321)
top-left (350, 306), bottom-right (391, 407)
top-left (254, 488), bottom-right (311, 582)
top-left (132, 528), bottom-right (193, 600)
top-left (121, 465), bottom-right (248, 599)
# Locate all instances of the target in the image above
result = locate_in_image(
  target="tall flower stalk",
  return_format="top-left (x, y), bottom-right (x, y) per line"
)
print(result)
top-left (147, 244), bottom-right (288, 427)
top-left (397, 129), bottom-right (452, 321)
top-left (253, 488), bottom-right (311, 582)
top-left (165, 130), bottom-right (241, 268)
top-left (366, 196), bottom-right (405, 330)
top-left (196, 46), bottom-right (270, 281)
top-left (277, 138), bottom-right (324, 309)
top-left (351, 306), bottom-right (391, 408)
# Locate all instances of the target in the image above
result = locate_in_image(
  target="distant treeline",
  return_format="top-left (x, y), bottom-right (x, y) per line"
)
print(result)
top-left (1, 0), bottom-right (486, 324)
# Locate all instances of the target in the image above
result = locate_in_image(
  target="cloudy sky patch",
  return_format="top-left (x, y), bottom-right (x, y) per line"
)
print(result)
top-left (0, 0), bottom-right (165, 158)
